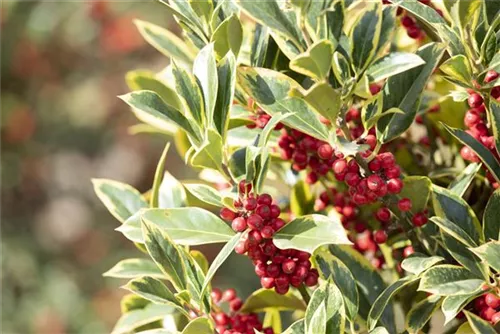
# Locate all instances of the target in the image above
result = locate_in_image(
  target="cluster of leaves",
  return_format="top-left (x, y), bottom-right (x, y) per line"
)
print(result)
top-left (95, 0), bottom-right (500, 333)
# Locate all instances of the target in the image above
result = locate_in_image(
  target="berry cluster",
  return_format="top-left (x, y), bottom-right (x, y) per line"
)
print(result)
top-left (460, 70), bottom-right (500, 188)
top-left (464, 289), bottom-right (500, 324)
top-left (278, 129), bottom-right (338, 184)
top-left (394, 0), bottom-right (443, 40)
top-left (211, 288), bottom-right (274, 334)
top-left (245, 99), bottom-right (283, 130)
top-left (220, 181), bottom-right (318, 295)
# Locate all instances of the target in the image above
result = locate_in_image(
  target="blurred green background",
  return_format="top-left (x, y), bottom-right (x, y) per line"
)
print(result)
top-left (1, 2), bottom-right (260, 333)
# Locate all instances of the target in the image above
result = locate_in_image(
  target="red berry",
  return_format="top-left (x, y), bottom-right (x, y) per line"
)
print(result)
top-left (214, 312), bottom-right (229, 325)
top-left (272, 218), bottom-right (286, 231)
top-left (255, 262), bottom-right (267, 277)
top-left (232, 217), bottom-right (247, 232)
top-left (222, 288), bottom-right (236, 301)
top-left (211, 288), bottom-right (222, 303)
top-left (464, 110), bottom-right (481, 128)
top-left (257, 194), bottom-right (273, 206)
top-left (367, 174), bottom-right (384, 191)
top-left (412, 212), bottom-right (428, 227)
top-left (282, 259), bottom-right (297, 274)
top-left (261, 277), bottom-right (275, 289)
top-left (244, 197), bottom-right (258, 210)
top-left (305, 171), bottom-right (318, 184)
top-left (220, 208), bottom-right (237, 221)
top-left (380, 153), bottom-right (396, 168)
top-left (290, 275), bottom-right (303, 287)
top-left (492, 311), bottom-right (500, 324)
top-left (403, 246), bottom-right (414, 258)
top-left (248, 230), bottom-right (263, 244)
top-left (369, 83), bottom-right (381, 95)
top-left (275, 274), bottom-right (290, 288)
top-left (481, 307), bottom-right (496, 321)
top-left (333, 159), bottom-right (348, 174)
top-left (345, 172), bottom-right (361, 186)
top-left (398, 198), bottom-right (412, 212)
top-left (304, 273), bottom-right (318, 286)
top-left (385, 165), bottom-right (401, 179)
top-left (368, 157), bottom-right (382, 172)
top-left (485, 293), bottom-right (500, 309)
top-left (374, 230), bottom-right (388, 244)
top-left (387, 178), bottom-right (403, 194)
top-left (230, 298), bottom-right (243, 312)
top-left (261, 226), bottom-right (275, 239)
top-left (234, 240), bottom-right (248, 254)
top-left (247, 214), bottom-right (264, 230)
top-left (275, 284), bottom-right (289, 295)
top-left (317, 144), bottom-right (334, 160)
top-left (460, 146), bottom-right (480, 162)
top-left (401, 15), bottom-right (415, 27)
top-left (468, 93), bottom-right (484, 108)
top-left (255, 205), bottom-right (271, 219)
top-left (407, 26), bottom-right (421, 39)
top-left (266, 263), bottom-right (280, 278)
top-left (239, 180), bottom-right (252, 194)
top-left (270, 204), bottom-right (281, 218)
top-left (484, 70), bottom-right (499, 83)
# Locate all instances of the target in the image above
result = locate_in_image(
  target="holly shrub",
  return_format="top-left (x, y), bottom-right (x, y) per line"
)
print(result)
top-left (94, 0), bottom-right (500, 333)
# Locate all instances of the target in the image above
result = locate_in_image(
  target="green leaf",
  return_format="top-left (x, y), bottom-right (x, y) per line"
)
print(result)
top-left (465, 311), bottom-right (498, 334)
top-left (118, 208), bottom-right (235, 245)
top-left (183, 183), bottom-right (223, 207)
top-left (214, 51), bottom-right (237, 140)
top-left (194, 43), bottom-right (218, 128)
top-left (119, 90), bottom-right (201, 142)
top-left (236, 0), bottom-right (304, 48)
top-left (367, 276), bottom-right (419, 331)
top-left (92, 179), bottom-right (148, 223)
top-left (181, 317), bottom-right (214, 334)
top-left (240, 288), bottom-right (306, 313)
top-left (440, 55), bottom-right (473, 86)
top-left (237, 67), bottom-right (329, 141)
top-left (158, 172), bottom-right (187, 209)
top-left (250, 24), bottom-right (269, 67)
top-left (121, 294), bottom-right (150, 313)
top-left (211, 14), bottom-right (242, 58)
top-left (158, 0), bottom-right (208, 46)
top-left (142, 221), bottom-right (187, 291)
top-left (301, 83), bottom-right (341, 125)
top-left (123, 276), bottom-right (184, 313)
top-left (332, 51), bottom-right (352, 85)
top-left (258, 113), bottom-right (293, 147)
top-left (350, 3), bottom-right (383, 71)
top-left (443, 123), bottom-right (500, 182)
top-left (104, 259), bottom-right (164, 279)
top-left (369, 327), bottom-right (390, 334)
top-left (126, 71), bottom-right (183, 111)
top-left (326, 245), bottom-right (396, 332)
top-left (376, 6), bottom-right (397, 54)
top-left (190, 250), bottom-right (209, 274)
top-left (401, 253), bottom-right (445, 276)
top-left (111, 304), bottom-right (175, 334)
top-left (418, 265), bottom-right (484, 296)
top-left (488, 100), bottom-right (500, 157)
top-left (172, 62), bottom-right (205, 126)
top-left (431, 185), bottom-right (482, 245)
top-left (406, 295), bottom-right (442, 333)
top-left (191, 128), bottom-right (224, 171)
top-left (134, 19), bottom-right (195, 65)
top-left (431, 217), bottom-right (478, 248)
top-left (399, 176), bottom-right (432, 213)
top-left (366, 52), bottom-right (426, 83)
top-left (305, 280), bottom-right (345, 334)
top-left (449, 90), bottom-right (470, 102)
top-left (282, 319), bottom-right (305, 334)
top-left (150, 144), bottom-right (171, 208)
top-left (441, 292), bottom-right (482, 324)
top-left (273, 214), bottom-right (351, 253)
top-left (290, 180), bottom-right (315, 216)
top-left (377, 43), bottom-right (445, 143)
top-left (469, 241), bottom-right (500, 272)
top-left (177, 247), bottom-right (210, 314)
top-left (441, 232), bottom-right (488, 281)
top-left (263, 308), bottom-right (282, 334)
top-left (200, 232), bottom-right (243, 297)
top-left (290, 39), bottom-right (334, 80)
top-left (312, 249), bottom-right (359, 321)
top-left (483, 188), bottom-right (500, 241)
top-left (448, 163), bottom-right (482, 197)
top-left (307, 302), bottom-right (326, 334)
